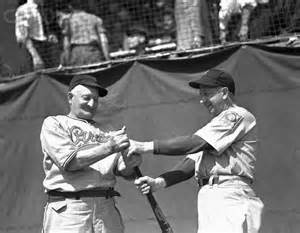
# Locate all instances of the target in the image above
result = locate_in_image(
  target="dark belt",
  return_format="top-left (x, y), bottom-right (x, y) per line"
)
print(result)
top-left (201, 178), bottom-right (210, 186)
top-left (47, 188), bottom-right (120, 202)
top-left (199, 175), bottom-right (253, 186)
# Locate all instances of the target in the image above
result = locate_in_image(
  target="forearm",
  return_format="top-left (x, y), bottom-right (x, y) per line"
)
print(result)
top-left (62, 37), bottom-right (71, 58)
top-left (153, 135), bottom-right (212, 155)
top-left (66, 142), bottom-right (115, 171)
top-left (159, 157), bottom-right (195, 187)
top-left (25, 39), bottom-right (42, 60)
top-left (99, 33), bottom-right (109, 60)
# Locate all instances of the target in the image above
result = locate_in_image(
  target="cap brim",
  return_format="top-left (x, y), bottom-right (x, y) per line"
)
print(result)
top-left (85, 83), bottom-right (108, 97)
top-left (189, 81), bottom-right (201, 89)
top-left (189, 80), bottom-right (217, 89)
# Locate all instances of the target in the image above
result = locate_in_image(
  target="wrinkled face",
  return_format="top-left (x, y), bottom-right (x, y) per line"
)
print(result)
top-left (68, 85), bottom-right (99, 120)
top-left (199, 87), bottom-right (226, 116)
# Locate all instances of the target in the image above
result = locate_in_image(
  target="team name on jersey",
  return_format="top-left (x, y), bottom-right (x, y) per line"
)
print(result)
top-left (70, 126), bottom-right (109, 146)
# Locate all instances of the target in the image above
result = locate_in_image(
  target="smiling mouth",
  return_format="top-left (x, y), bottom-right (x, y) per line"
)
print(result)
top-left (205, 102), bottom-right (214, 113)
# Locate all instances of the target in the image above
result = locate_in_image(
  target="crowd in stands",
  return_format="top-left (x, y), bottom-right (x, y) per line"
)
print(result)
top-left (14, 0), bottom-right (300, 72)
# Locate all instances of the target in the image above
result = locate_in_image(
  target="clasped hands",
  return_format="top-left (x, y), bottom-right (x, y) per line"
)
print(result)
top-left (104, 126), bottom-right (151, 157)
top-left (105, 127), bottom-right (162, 195)
top-left (105, 127), bottom-right (159, 193)
top-left (105, 126), bottom-right (144, 169)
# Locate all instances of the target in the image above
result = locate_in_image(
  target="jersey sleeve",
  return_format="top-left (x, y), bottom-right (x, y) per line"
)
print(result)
top-left (194, 110), bottom-right (256, 154)
top-left (40, 117), bottom-right (78, 169)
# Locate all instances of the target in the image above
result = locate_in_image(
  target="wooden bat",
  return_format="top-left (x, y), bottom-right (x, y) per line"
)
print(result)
top-left (134, 166), bottom-right (174, 233)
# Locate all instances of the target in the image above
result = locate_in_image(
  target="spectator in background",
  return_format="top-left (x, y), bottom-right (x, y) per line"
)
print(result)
top-left (61, 0), bottom-right (109, 67)
top-left (218, 0), bottom-right (269, 43)
top-left (15, 0), bottom-right (59, 70)
top-left (152, 7), bottom-right (176, 44)
top-left (289, 0), bottom-right (300, 33)
top-left (0, 57), bottom-right (13, 78)
top-left (175, 0), bottom-right (212, 50)
top-left (102, 1), bottom-right (132, 52)
top-left (123, 24), bottom-right (149, 55)
top-left (55, 2), bottom-right (72, 65)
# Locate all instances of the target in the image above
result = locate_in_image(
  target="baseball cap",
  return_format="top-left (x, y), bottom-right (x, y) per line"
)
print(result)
top-left (69, 74), bottom-right (108, 97)
top-left (189, 69), bottom-right (235, 95)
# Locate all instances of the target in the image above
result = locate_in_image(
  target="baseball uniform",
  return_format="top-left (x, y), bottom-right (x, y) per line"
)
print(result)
top-left (190, 105), bottom-right (264, 233)
top-left (40, 115), bottom-right (125, 233)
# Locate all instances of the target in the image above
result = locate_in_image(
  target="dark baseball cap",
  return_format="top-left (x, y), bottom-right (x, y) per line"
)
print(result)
top-left (69, 74), bottom-right (108, 97)
top-left (189, 69), bottom-right (235, 95)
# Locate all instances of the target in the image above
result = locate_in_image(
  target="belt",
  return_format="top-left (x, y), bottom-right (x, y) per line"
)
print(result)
top-left (47, 188), bottom-right (120, 202)
top-left (199, 175), bottom-right (252, 186)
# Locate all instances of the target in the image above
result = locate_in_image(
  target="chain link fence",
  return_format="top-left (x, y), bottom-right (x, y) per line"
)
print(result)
top-left (1, 0), bottom-right (300, 77)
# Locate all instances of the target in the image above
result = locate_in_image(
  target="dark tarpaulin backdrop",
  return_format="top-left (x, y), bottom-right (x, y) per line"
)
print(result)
top-left (0, 45), bottom-right (300, 233)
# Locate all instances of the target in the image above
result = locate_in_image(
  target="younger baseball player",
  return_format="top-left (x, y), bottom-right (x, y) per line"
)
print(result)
top-left (40, 74), bottom-right (141, 233)
top-left (129, 69), bottom-right (264, 233)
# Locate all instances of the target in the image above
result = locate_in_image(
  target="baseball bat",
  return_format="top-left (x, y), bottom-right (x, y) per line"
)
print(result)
top-left (134, 166), bottom-right (174, 233)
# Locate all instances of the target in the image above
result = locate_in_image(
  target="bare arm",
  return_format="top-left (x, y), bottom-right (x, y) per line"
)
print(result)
top-left (25, 39), bottom-right (44, 69)
top-left (96, 17), bottom-right (110, 60)
top-left (99, 33), bottom-right (110, 60)
top-left (60, 17), bottom-right (71, 65)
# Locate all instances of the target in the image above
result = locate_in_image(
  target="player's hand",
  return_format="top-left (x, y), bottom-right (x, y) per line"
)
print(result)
top-left (118, 149), bottom-right (142, 171)
top-left (127, 140), bottom-right (153, 157)
top-left (108, 126), bottom-right (130, 153)
top-left (106, 126), bottom-right (126, 137)
top-left (134, 176), bottom-right (165, 194)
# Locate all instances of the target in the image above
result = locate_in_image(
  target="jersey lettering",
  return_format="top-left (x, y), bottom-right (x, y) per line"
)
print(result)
top-left (70, 126), bottom-right (108, 145)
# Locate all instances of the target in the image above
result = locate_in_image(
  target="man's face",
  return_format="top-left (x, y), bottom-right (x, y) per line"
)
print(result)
top-left (68, 85), bottom-right (99, 120)
top-left (199, 87), bottom-right (225, 116)
top-left (163, 14), bottom-right (174, 31)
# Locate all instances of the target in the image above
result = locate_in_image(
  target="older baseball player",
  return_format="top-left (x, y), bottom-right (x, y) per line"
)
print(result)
top-left (129, 69), bottom-right (264, 233)
top-left (40, 74), bottom-right (141, 233)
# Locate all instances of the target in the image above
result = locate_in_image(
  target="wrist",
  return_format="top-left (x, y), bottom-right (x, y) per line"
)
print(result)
top-left (142, 141), bottom-right (154, 153)
top-left (104, 139), bottom-right (116, 154)
top-left (155, 177), bottom-right (167, 190)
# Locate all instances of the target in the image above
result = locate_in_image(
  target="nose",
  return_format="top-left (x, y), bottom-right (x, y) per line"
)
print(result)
top-left (88, 98), bottom-right (97, 108)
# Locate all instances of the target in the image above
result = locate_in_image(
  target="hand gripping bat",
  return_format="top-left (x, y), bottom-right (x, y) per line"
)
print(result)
top-left (134, 166), bottom-right (174, 233)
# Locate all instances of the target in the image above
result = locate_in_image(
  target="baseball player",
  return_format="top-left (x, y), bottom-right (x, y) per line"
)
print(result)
top-left (129, 69), bottom-right (264, 233)
top-left (40, 74), bottom-right (142, 233)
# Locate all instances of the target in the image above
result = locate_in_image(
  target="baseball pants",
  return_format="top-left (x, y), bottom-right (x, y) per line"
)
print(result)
top-left (197, 179), bottom-right (264, 233)
top-left (42, 196), bottom-right (124, 233)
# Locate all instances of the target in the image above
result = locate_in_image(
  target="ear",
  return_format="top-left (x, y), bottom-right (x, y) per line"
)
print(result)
top-left (67, 92), bottom-right (73, 104)
top-left (222, 87), bottom-right (229, 99)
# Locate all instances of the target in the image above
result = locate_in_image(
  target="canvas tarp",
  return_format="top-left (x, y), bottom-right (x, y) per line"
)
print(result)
top-left (0, 45), bottom-right (300, 233)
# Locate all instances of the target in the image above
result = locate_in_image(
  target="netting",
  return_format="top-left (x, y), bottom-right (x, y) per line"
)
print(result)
top-left (1, 0), bottom-right (300, 76)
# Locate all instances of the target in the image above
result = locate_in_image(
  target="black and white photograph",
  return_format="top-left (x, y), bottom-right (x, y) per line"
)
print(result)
top-left (0, 0), bottom-right (300, 233)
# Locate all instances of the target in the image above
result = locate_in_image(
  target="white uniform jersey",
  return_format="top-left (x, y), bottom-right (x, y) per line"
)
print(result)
top-left (193, 105), bottom-right (257, 180)
top-left (189, 106), bottom-right (263, 233)
top-left (40, 115), bottom-right (120, 192)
